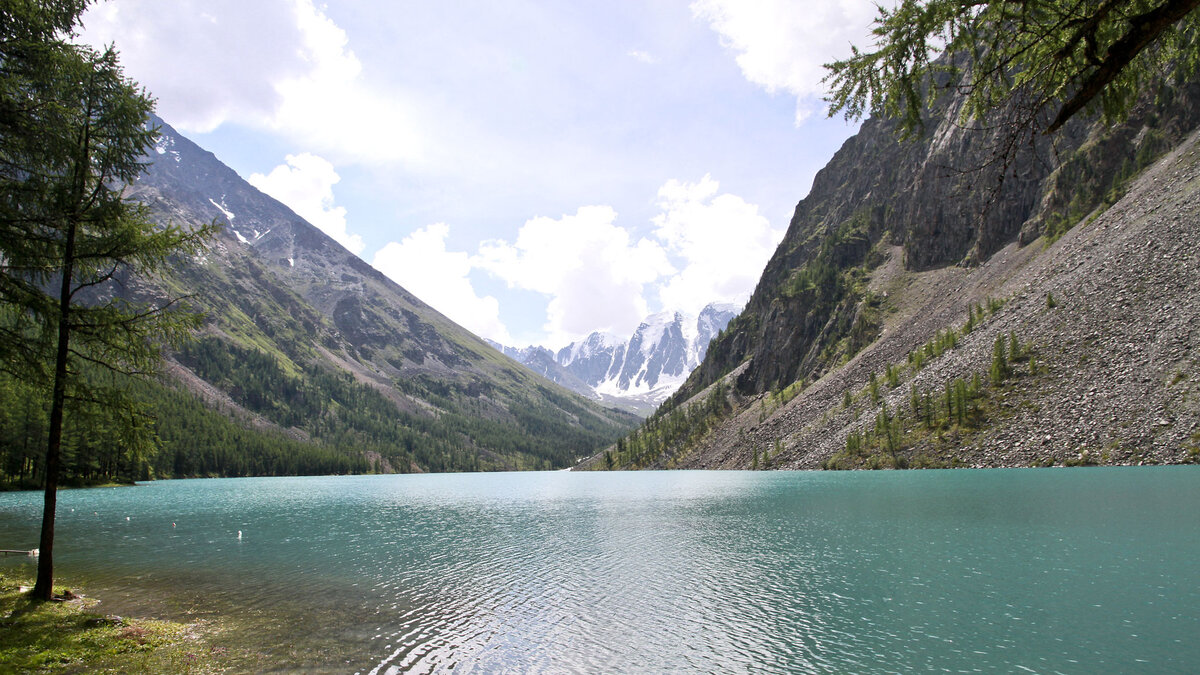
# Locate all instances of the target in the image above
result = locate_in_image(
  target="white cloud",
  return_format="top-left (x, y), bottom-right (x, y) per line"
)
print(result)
top-left (627, 49), bottom-right (659, 65)
top-left (362, 179), bottom-right (778, 349)
top-left (652, 175), bottom-right (784, 315)
top-left (80, 0), bottom-right (303, 132)
top-left (249, 153), bottom-right (364, 254)
top-left (690, 0), bottom-right (879, 124)
top-left (471, 181), bottom-right (779, 348)
top-left (80, 0), bottom-right (422, 164)
top-left (476, 206), bottom-right (674, 346)
top-left (372, 224), bottom-right (512, 345)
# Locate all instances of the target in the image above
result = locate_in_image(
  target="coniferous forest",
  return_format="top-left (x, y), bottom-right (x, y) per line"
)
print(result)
top-left (0, 332), bottom-right (626, 489)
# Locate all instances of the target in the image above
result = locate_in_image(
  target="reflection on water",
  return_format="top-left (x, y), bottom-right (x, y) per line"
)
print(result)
top-left (1, 468), bottom-right (1198, 673)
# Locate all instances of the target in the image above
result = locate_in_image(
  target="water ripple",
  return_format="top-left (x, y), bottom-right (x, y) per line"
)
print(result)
top-left (1, 469), bottom-right (1198, 673)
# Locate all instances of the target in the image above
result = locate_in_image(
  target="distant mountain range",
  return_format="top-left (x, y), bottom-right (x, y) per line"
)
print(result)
top-left (489, 303), bottom-right (737, 415)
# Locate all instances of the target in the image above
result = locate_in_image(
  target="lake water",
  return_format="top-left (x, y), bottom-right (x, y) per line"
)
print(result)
top-left (1, 468), bottom-right (1198, 673)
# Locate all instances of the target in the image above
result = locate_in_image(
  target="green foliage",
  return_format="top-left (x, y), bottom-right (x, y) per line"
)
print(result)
top-left (774, 379), bottom-right (806, 407)
top-left (965, 298), bottom-right (1006, 335)
top-left (910, 328), bottom-right (960, 371)
top-left (1043, 124), bottom-right (1174, 243)
top-left (0, 362), bottom-right (371, 488)
top-left (0, 3), bottom-right (218, 600)
top-left (990, 334), bottom-right (1011, 383)
top-left (828, 323), bottom-right (1037, 470)
top-left (177, 336), bottom-right (619, 473)
top-left (1047, 292), bottom-right (1059, 308)
top-left (885, 363), bottom-right (901, 388)
top-left (825, 0), bottom-right (1200, 137)
top-left (610, 380), bottom-right (732, 469)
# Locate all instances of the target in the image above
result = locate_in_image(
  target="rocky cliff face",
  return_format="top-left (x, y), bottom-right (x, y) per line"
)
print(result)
top-left (494, 303), bottom-right (737, 414)
top-left (130, 117), bottom-right (638, 471)
top-left (585, 74), bottom-right (1200, 471)
top-left (676, 74), bottom-right (1200, 406)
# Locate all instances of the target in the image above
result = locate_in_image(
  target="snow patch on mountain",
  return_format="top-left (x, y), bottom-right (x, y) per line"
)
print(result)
top-left (154, 134), bottom-right (180, 162)
top-left (209, 198), bottom-right (235, 223)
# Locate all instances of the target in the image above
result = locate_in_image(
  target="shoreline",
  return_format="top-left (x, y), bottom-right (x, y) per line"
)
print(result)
top-left (0, 570), bottom-right (234, 673)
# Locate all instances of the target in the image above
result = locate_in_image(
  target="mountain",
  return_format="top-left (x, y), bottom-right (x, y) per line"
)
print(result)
top-left (121, 117), bottom-right (639, 475)
top-left (579, 71), bottom-right (1200, 471)
top-left (491, 303), bottom-right (738, 415)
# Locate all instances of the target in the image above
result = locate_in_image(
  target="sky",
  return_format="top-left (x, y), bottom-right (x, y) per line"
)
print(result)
top-left (78, 0), bottom-right (879, 349)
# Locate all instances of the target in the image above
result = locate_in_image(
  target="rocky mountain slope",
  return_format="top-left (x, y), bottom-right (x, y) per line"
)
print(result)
top-left (580, 74), bottom-right (1200, 471)
top-left (129, 118), bottom-right (638, 473)
top-left (491, 304), bottom-right (737, 415)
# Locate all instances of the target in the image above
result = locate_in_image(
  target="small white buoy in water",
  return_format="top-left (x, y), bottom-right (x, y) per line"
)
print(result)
top-left (126, 516), bottom-right (130, 521)
top-left (237, 530), bottom-right (242, 540)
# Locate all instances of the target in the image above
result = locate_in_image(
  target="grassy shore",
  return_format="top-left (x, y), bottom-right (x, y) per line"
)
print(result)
top-left (0, 571), bottom-right (231, 673)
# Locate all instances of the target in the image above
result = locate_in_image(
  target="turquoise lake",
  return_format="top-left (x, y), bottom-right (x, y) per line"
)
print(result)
top-left (1, 468), bottom-right (1198, 673)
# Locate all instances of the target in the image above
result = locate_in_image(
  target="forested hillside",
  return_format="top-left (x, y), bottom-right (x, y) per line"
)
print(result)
top-left (1, 118), bottom-right (637, 489)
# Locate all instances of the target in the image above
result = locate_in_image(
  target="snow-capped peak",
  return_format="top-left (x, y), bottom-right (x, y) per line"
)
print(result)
top-left (560, 331), bottom-right (623, 366)
top-left (498, 304), bottom-right (736, 413)
top-left (634, 311), bottom-right (682, 356)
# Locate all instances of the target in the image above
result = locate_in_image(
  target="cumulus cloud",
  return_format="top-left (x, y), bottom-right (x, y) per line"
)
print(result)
top-left (249, 153), bottom-right (364, 254)
top-left (476, 206), bottom-right (674, 346)
top-left (690, 0), bottom-right (879, 124)
top-left (372, 224), bottom-right (512, 345)
top-left (652, 175), bottom-right (784, 314)
top-left (365, 179), bottom-right (778, 348)
top-left (80, 0), bottom-right (422, 164)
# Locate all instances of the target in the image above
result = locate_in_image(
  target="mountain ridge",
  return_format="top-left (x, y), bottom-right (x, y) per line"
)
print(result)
top-left (490, 303), bottom-right (737, 415)
top-left (579, 71), bottom-right (1200, 471)
top-left (126, 116), bottom-right (639, 474)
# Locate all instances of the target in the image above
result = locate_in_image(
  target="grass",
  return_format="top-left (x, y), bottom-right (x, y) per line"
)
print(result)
top-left (0, 571), bottom-right (230, 674)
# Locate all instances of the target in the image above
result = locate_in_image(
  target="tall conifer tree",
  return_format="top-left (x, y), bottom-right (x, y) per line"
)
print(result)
top-left (1, 1), bottom-right (212, 601)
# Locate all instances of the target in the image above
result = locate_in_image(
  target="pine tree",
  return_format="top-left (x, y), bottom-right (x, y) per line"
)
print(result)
top-left (1, 5), bottom-right (213, 600)
top-left (991, 334), bottom-right (1010, 383)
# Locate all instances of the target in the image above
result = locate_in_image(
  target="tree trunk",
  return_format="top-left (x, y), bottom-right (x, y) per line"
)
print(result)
top-left (1049, 0), bottom-right (1200, 131)
top-left (32, 219), bottom-right (75, 602)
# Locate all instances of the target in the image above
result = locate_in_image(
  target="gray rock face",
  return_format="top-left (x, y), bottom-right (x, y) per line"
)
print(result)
top-left (637, 129), bottom-right (1200, 471)
top-left (679, 75), bottom-right (1200, 403)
